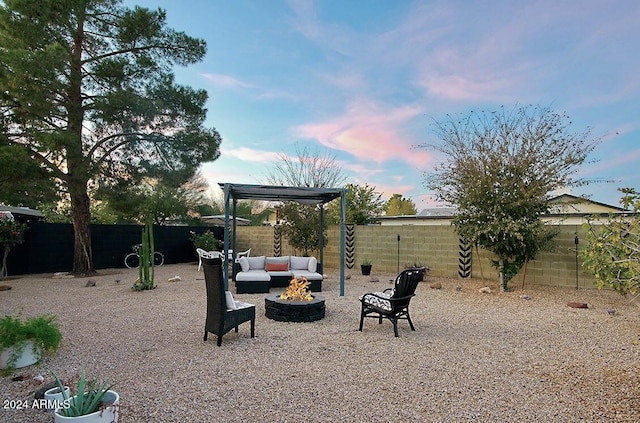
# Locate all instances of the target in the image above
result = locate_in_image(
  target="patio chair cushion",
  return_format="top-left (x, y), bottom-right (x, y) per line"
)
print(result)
top-left (360, 292), bottom-right (392, 311)
top-left (225, 291), bottom-right (238, 310)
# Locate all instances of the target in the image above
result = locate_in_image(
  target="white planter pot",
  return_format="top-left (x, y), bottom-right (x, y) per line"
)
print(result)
top-left (54, 390), bottom-right (119, 423)
top-left (44, 386), bottom-right (71, 412)
top-left (0, 340), bottom-right (41, 370)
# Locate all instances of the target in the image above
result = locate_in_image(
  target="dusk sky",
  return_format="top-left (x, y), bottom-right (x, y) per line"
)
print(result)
top-left (128, 0), bottom-right (640, 210)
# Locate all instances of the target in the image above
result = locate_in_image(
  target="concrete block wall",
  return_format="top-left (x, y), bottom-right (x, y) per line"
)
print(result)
top-left (236, 224), bottom-right (599, 289)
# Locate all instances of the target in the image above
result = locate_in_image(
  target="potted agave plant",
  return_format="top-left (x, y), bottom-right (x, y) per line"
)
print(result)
top-left (0, 313), bottom-right (61, 375)
top-left (50, 366), bottom-right (119, 422)
top-left (360, 258), bottom-right (372, 276)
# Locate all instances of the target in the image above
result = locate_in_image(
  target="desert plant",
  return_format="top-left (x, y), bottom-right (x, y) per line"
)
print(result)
top-left (361, 258), bottom-right (372, 266)
top-left (0, 313), bottom-right (61, 374)
top-left (49, 366), bottom-right (115, 417)
top-left (132, 219), bottom-right (156, 291)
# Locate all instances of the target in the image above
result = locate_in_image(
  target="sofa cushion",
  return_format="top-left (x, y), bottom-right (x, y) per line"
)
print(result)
top-left (307, 257), bottom-right (317, 272)
top-left (238, 257), bottom-right (250, 272)
top-left (266, 256), bottom-right (289, 265)
top-left (247, 256), bottom-right (266, 270)
top-left (290, 256), bottom-right (309, 270)
top-left (266, 261), bottom-right (288, 272)
top-left (236, 270), bottom-right (271, 282)
top-left (292, 270), bottom-right (323, 281)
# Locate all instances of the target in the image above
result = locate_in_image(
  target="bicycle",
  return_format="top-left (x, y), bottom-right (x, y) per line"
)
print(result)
top-left (124, 244), bottom-right (164, 269)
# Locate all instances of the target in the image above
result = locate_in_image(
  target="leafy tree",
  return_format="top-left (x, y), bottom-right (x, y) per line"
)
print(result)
top-left (581, 188), bottom-right (640, 295)
top-left (96, 172), bottom-right (210, 224)
top-left (385, 193), bottom-right (417, 216)
top-left (424, 105), bottom-right (599, 290)
top-left (326, 183), bottom-right (385, 225)
top-left (277, 201), bottom-right (324, 255)
top-left (0, 1), bottom-right (221, 273)
top-left (0, 144), bottom-right (57, 208)
top-left (266, 144), bottom-right (347, 254)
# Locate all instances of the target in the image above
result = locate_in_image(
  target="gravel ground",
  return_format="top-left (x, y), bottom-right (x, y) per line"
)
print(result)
top-left (1, 263), bottom-right (639, 422)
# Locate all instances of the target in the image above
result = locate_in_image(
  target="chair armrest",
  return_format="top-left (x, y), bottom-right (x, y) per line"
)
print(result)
top-left (386, 293), bottom-right (416, 303)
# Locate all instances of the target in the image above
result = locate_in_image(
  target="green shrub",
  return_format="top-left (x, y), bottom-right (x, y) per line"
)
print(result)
top-left (190, 230), bottom-right (221, 251)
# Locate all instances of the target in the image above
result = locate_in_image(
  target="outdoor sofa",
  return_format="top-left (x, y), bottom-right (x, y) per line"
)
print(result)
top-left (235, 255), bottom-right (323, 294)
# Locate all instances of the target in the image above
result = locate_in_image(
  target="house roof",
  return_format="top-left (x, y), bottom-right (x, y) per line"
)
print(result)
top-left (547, 193), bottom-right (626, 212)
top-left (200, 215), bottom-right (251, 226)
top-left (375, 193), bottom-right (627, 223)
top-left (0, 205), bottom-right (44, 220)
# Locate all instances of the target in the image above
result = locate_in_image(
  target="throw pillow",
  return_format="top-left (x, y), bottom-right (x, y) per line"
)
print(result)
top-left (307, 256), bottom-right (317, 272)
top-left (238, 257), bottom-right (250, 272)
top-left (266, 261), bottom-right (289, 271)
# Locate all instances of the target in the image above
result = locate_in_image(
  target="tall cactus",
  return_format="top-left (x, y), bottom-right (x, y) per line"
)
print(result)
top-left (133, 218), bottom-right (156, 291)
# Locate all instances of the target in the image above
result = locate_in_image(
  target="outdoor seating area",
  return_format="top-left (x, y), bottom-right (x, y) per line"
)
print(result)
top-left (1, 263), bottom-right (639, 422)
top-left (234, 255), bottom-right (323, 294)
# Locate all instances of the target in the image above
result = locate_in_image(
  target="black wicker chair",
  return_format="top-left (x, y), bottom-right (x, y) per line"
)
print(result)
top-left (358, 267), bottom-right (427, 337)
top-left (202, 256), bottom-right (255, 346)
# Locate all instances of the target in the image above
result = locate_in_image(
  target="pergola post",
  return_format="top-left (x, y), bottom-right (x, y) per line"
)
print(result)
top-left (223, 184), bottom-right (231, 288)
top-left (340, 188), bottom-right (346, 296)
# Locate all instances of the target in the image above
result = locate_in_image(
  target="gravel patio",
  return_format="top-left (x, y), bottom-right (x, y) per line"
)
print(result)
top-left (1, 263), bottom-right (639, 422)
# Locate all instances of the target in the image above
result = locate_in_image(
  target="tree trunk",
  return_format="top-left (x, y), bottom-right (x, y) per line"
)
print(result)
top-left (1, 245), bottom-right (10, 279)
top-left (521, 259), bottom-right (529, 290)
top-left (69, 181), bottom-right (94, 275)
top-left (499, 257), bottom-right (506, 292)
top-left (67, 12), bottom-right (93, 275)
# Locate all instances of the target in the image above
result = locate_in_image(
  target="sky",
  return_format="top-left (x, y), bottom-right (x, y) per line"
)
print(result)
top-left (128, 0), bottom-right (640, 210)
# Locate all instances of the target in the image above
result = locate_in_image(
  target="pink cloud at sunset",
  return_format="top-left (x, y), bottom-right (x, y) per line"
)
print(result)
top-left (294, 100), bottom-right (432, 168)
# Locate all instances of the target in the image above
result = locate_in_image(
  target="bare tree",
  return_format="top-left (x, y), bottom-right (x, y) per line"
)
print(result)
top-left (265, 144), bottom-right (347, 254)
top-left (266, 144), bottom-right (347, 188)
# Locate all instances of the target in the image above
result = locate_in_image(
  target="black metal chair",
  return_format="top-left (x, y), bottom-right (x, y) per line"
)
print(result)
top-left (202, 256), bottom-right (255, 346)
top-left (358, 267), bottom-right (427, 337)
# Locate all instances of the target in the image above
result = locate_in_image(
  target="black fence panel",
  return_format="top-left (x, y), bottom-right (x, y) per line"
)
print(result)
top-left (5, 222), bottom-right (224, 276)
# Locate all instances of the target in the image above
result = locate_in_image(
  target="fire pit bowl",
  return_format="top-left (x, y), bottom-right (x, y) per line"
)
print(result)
top-left (265, 294), bottom-right (325, 322)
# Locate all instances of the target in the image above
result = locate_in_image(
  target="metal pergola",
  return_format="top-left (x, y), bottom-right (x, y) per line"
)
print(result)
top-left (219, 183), bottom-right (347, 296)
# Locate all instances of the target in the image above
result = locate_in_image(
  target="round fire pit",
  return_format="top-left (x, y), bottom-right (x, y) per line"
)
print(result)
top-left (265, 294), bottom-right (325, 322)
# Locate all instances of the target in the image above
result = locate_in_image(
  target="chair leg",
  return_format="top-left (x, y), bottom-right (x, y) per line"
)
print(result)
top-left (250, 319), bottom-right (255, 338)
top-left (204, 329), bottom-right (208, 341)
top-left (392, 319), bottom-right (399, 337)
top-left (217, 335), bottom-right (222, 346)
top-left (235, 326), bottom-right (239, 333)
top-left (358, 305), bottom-right (365, 331)
top-left (407, 313), bottom-right (416, 331)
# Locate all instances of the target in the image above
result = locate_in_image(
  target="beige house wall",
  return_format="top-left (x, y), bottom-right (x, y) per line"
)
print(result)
top-left (236, 224), bottom-right (598, 289)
